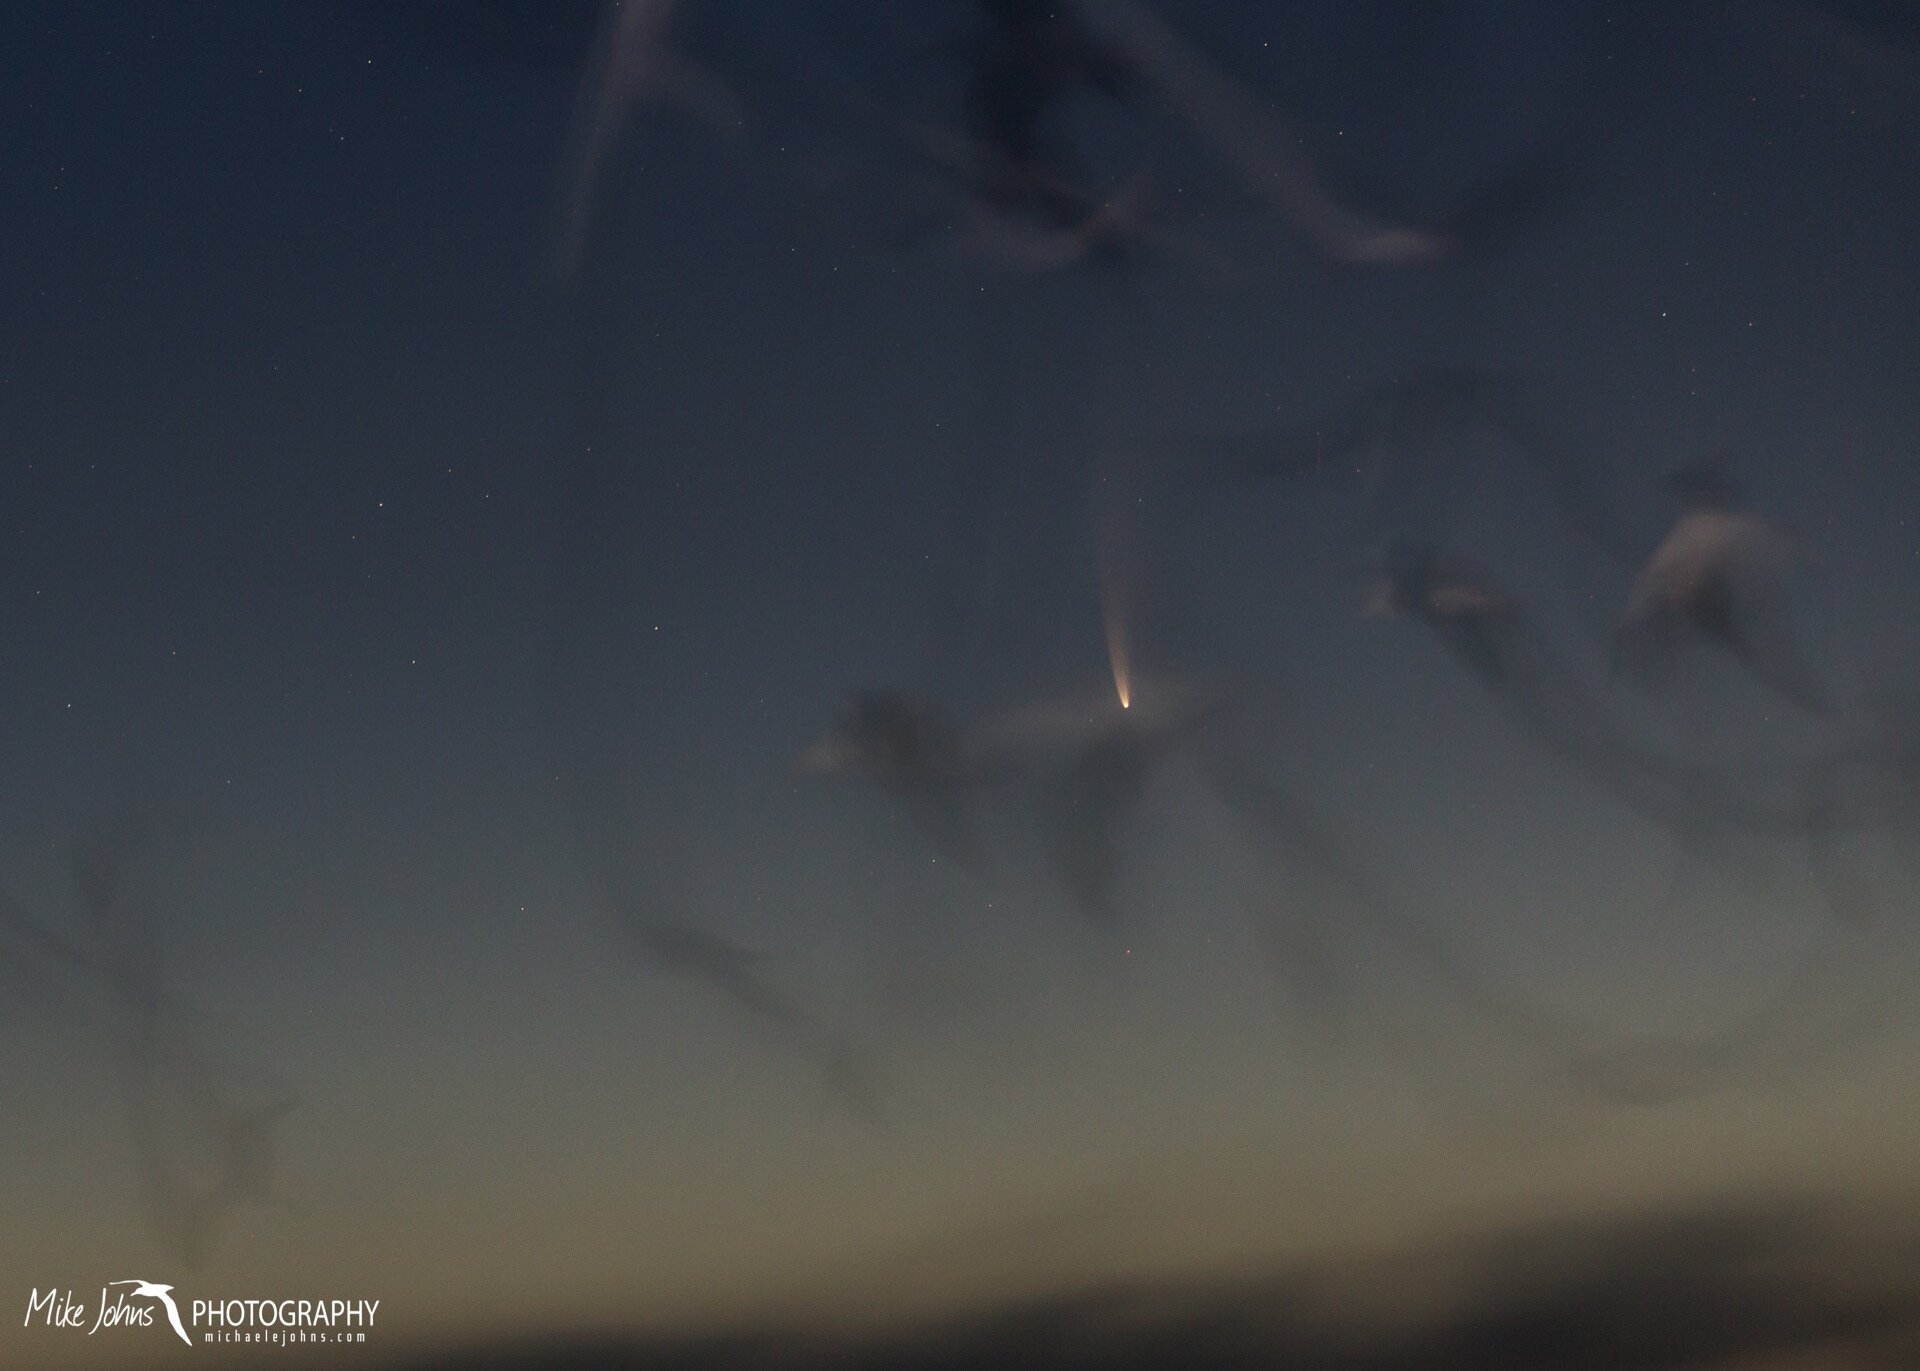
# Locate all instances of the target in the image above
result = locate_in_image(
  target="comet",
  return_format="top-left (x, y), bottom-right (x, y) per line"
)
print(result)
top-left (1096, 472), bottom-right (1136, 710)
top-left (1103, 585), bottom-right (1132, 710)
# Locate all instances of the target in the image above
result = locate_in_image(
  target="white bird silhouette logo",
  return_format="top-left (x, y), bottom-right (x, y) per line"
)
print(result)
top-left (109, 1280), bottom-right (191, 1347)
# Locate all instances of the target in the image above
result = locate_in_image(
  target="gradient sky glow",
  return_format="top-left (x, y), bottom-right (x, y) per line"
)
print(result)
top-left (3, 3), bottom-right (1918, 1368)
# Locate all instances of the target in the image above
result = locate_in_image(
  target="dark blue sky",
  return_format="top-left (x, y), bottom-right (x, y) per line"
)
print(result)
top-left (3, 3), bottom-right (1918, 1367)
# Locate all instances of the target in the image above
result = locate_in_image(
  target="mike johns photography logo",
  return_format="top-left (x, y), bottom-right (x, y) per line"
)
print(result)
top-left (26, 1282), bottom-right (380, 1349)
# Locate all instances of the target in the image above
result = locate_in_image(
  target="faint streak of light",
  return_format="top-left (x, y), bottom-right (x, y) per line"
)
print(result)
top-left (553, 0), bottom-right (677, 281)
top-left (1073, 0), bottom-right (1446, 265)
top-left (1097, 480), bottom-right (1134, 711)
top-left (1104, 584), bottom-right (1133, 709)
top-left (552, 0), bottom-right (743, 282)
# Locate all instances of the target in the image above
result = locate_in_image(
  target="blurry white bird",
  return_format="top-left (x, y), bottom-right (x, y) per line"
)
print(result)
top-left (1614, 465), bottom-right (1829, 714)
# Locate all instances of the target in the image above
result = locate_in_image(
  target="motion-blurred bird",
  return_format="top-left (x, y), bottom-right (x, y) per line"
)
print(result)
top-left (158, 1091), bottom-right (300, 1270)
top-left (1068, 0), bottom-right (1455, 266)
top-left (799, 679), bottom-right (1224, 924)
top-left (1198, 365), bottom-right (1633, 557)
top-left (629, 921), bottom-right (884, 1127)
top-left (1614, 464), bottom-right (1829, 714)
top-left (794, 691), bottom-right (988, 866)
top-left (1363, 540), bottom-right (1741, 838)
top-left (794, 691), bottom-right (976, 787)
top-left (1021, 679), bottom-right (1225, 927)
top-left (959, 0), bottom-right (1142, 231)
top-left (1364, 540), bottom-right (1526, 684)
top-left (877, 2), bottom-right (1158, 273)
top-left (552, 0), bottom-right (743, 278)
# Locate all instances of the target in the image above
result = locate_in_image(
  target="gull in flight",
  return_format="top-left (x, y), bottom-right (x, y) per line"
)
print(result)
top-left (2, 809), bottom-right (298, 1269)
top-left (1614, 464), bottom-right (1829, 714)
top-left (794, 691), bottom-right (992, 868)
top-left (799, 677), bottom-right (1226, 925)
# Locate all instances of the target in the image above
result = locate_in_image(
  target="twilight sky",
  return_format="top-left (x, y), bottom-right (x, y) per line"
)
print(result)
top-left (3, 3), bottom-right (1918, 1368)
